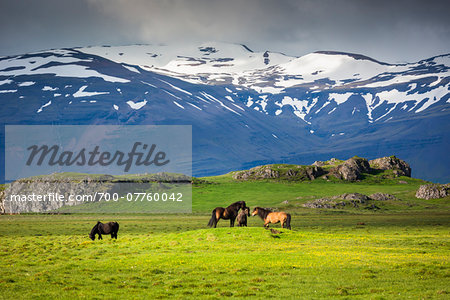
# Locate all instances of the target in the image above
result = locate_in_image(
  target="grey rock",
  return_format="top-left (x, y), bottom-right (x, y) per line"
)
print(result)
top-left (369, 156), bottom-right (411, 177)
top-left (233, 165), bottom-right (279, 180)
top-left (233, 164), bottom-right (323, 181)
top-left (303, 192), bottom-right (374, 209)
top-left (0, 190), bottom-right (5, 214)
top-left (312, 161), bottom-right (325, 167)
top-left (370, 193), bottom-right (397, 201)
top-left (330, 157), bottom-right (370, 181)
top-left (415, 184), bottom-right (449, 200)
top-left (338, 193), bottom-right (370, 202)
top-left (302, 198), bottom-right (337, 209)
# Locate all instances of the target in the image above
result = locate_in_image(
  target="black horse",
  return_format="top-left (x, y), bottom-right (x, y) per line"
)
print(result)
top-left (89, 221), bottom-right (119, 240)
top-left (208, 201), bottom-right (249, 228)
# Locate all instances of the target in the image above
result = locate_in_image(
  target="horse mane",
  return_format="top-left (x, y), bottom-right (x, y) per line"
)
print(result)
top-left (227, 201), bottom-right (246, 209)
top-left (255, 207), bottom-right (271, 219)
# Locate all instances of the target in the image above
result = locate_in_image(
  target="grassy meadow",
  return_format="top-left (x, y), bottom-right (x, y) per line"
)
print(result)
top-left (0, 172), bottom-right (449, 299)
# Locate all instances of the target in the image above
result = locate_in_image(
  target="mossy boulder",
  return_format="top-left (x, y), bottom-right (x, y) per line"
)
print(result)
top-left (369, 156), bottom-right (411, 177)
top-left (329, 156), bottom-right (370, 181)
top-left (415, 184), bottom-right (449, 199)
top-left (232, 164), bottom-right (324, 181)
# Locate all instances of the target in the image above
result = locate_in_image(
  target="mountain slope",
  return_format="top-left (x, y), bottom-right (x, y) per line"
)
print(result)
top-left (0, 43), bottom-right (449, 182)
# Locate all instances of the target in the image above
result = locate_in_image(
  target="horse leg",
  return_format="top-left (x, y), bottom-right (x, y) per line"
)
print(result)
top-left (264, 221), bottom-right (270, 228)
top-left (282, 216), bottom-right (288, 228)
top-left (230, 218), bottom-right (235, 227)
top-left (98, 233), bottom-right (103, 240)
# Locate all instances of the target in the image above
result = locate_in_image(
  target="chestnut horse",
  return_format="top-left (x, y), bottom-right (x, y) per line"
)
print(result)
top-left (251, 207), bottom-right (291, 229)
top-left (208, 201), bottom-right (248, 228)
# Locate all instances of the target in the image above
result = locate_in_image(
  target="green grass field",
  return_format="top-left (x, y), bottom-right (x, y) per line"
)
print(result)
top-left (0, 173), bottom-right (449, 299)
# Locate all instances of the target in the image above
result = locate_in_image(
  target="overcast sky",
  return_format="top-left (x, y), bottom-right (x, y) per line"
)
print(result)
top-left (1, 0), bottom-right (449, 63)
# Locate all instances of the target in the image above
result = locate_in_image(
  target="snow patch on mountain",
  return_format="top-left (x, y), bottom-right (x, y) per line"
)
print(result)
top-left (275, 96), bottom-right (318, 123)
top-left (0, 79), bottom-right (13, 86)
top-left (37, 100), bottom-right (51, 113)
top-left (122, 65), bottom-right (140, 73)
top-left (200, 91), bottom-right (241, 115)
top-left (17, 81), bottom-right (35, 87)
top-left (173, 101), bottom-right (185, 109)
top-left (73, 86), bottom-right (109, 98)
top-left (126, 100), bottom-right (147, 110)
top-left (0, 52), bottom-right (129, 83)
top-left (187, 102), bottom-right (202, 110)
top-left (329, 93), bottom-right (354, 105)
top-left (42, 86), bottom-right (58, 91)
top-left (157, 79), bottom-right (192, 96)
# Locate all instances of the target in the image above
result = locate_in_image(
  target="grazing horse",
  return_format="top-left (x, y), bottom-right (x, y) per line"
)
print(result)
top-left (236, 207), bottom-right (250, 227)
top-left (251, 207), bottom-right (291, 229)
top-left (89, 221), bottom-right (119, 240)
top-left (208, 201), bottom-right (248, 228)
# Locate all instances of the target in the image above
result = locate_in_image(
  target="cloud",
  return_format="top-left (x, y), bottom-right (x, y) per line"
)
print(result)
top-left (1, 0), bottom-right (449, 62)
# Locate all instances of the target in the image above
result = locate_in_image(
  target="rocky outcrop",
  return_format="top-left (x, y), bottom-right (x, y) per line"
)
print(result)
top-left (330, 157), bottom-right (370, 181)
top-left (369, 156), bottom-right (411, 177)
top-left (302, 197), bottom-right (341, 209)
top-left (3, 175), bottom-right (114, 213)
top-left (0, 190), bottom-right (5, 214)
top-left (369, 193), bottom-right (397, 201)
top-left (232, 165), bottom-right (324, 181)
top-left (415, 184), bottom-right (449, 199)
top-left (312, 158), bottom-right (341, 167)
top-left (302, 192), bottom-right (397, 209)
top-left (302, 193), bottom-right (369, 209)
top-left (339, 193), bottom-right (370, 201)
top-left (232, 165), bottom-right (279, 180)
top-left (233, 155), bottom-right (413, 182)
top-left (3, 173), bottom-right (190, 213)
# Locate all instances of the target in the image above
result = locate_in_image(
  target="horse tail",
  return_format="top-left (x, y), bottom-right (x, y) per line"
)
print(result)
top-left (208, 209), bottom-right (217, 227)
top-left (286, 214), bottom-right (291, 230)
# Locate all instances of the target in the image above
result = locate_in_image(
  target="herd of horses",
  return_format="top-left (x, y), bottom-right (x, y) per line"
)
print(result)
top-left (89, 201), bottom-right (291, 240)
top-left (207, 201), bottom-right (291, 230)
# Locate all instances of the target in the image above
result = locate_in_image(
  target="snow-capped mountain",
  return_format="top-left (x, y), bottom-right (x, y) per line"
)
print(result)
top-left (0, 43), bottom-right (449, 182)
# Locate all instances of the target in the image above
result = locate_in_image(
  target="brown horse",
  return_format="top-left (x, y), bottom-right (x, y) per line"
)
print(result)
top-left (236, 207), bottom-right (250, 227)
top-left (251, 207), bottom-right (291, 229)
top-left (208, 201), bottom-right (248, 228)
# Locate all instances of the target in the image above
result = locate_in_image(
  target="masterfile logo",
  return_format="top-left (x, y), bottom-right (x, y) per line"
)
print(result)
top-left (25, 142), bottom-right (170, 172)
